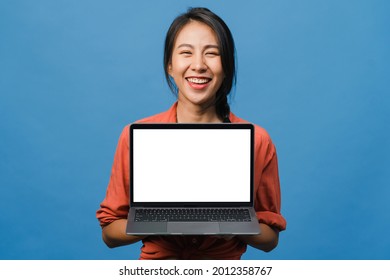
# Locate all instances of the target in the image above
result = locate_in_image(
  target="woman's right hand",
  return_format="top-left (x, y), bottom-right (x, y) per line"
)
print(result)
top-left (102, 219), bottom-right (146, 248)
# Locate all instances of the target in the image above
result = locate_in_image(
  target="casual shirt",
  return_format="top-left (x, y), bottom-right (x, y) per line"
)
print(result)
top-left (97, 102), bottom-right (286, 259)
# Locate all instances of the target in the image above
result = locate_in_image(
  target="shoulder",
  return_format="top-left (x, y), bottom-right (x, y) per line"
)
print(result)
top-left (135, 103), bottom-right (177, 124)
top-left (116, 102), bottom-right (178, 147)
top-left (230, 112), bottom-right (276, 163)
top-left (230, 114), bottom-right (277, 166)
top-left (230, 112), bottom-right (273, 144)
top-left (116, 103), bottom-right (177, 146)
top-left (118, 103), bottom-right (177, 140)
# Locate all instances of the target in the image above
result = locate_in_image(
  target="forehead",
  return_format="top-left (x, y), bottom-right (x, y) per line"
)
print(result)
top-left (174, 20), bottom-right (219, 47)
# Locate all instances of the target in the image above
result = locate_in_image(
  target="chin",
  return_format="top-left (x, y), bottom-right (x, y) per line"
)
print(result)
top-left (182, 92), bottom-right (215, 106)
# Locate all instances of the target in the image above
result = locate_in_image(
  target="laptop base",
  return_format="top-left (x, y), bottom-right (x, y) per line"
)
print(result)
top-left (126, 210), bottom-right (261, 235)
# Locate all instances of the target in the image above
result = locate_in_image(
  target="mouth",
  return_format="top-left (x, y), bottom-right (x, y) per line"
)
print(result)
top-left (186, 77), bottom-right (211, 84)
top-left (186, 77), bottom-right (212, 89)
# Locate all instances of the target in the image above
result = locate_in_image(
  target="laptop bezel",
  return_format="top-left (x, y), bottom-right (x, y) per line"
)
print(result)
top-left (129, 123), bottom-right (254, 208)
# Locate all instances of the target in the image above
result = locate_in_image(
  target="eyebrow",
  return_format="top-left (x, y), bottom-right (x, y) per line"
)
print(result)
top-left (177, 43), bottom-right (219, 50)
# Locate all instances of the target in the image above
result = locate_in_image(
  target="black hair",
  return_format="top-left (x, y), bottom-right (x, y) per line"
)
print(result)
top-left (163, 7), bottom-right (236, 122)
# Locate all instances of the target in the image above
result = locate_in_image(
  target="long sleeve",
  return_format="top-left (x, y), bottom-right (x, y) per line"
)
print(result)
top-left (96, 126), bottom-right (130, 227)
top-left (253, 131), bottom-right (286, 231)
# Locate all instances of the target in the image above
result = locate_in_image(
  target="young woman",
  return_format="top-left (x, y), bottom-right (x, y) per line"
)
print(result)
top-left (97, 7), bottom-right (286, 260)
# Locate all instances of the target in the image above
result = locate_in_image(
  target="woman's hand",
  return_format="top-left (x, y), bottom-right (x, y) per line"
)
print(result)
top-left (102, 219), bottom-right (146, 248)
top-left (237, 223), bottom-right (279, 252)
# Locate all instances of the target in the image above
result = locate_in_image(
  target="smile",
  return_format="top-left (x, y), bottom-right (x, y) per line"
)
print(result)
top-left (186, 77), bottom-right (211, 84)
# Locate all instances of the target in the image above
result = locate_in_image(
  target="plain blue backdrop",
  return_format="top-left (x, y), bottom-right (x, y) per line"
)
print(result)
top-left (1, 0), bottom-right (389, 259)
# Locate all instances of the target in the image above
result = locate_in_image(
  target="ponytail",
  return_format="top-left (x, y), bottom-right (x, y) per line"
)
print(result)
top-left (216, 93), bottom-right (231, 123)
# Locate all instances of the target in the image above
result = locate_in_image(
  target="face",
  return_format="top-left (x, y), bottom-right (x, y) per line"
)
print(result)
top-left (168, 21), bottom-right (224, 109)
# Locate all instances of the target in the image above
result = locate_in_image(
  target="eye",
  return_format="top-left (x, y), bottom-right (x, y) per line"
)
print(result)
top-left (180, 50), bottom-right (192, 55)
top-left (205, 52), bottom-right (220, 57)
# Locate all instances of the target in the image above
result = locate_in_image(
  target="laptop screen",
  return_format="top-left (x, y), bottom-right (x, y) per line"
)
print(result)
top-left (130, 124), bottom-right (253, 204)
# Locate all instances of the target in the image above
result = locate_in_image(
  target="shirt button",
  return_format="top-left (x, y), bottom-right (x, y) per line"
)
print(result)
top-left (192, 238), bottom-right (197, 244)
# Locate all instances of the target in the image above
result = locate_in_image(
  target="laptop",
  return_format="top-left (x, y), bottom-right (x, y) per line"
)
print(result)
top-left (126, 123), bottom-right (260, 235)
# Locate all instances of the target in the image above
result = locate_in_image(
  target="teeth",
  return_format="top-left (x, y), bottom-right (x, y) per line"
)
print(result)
top-left (187, 78), bottom-right (210, 84)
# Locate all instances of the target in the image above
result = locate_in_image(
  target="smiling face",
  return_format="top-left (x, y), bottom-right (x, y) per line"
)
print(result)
top-left (168, 20), bottom-right (224, 111)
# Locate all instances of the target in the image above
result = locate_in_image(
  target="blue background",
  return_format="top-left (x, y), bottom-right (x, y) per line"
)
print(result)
top-left (1, 0), bottom-right (389, 260)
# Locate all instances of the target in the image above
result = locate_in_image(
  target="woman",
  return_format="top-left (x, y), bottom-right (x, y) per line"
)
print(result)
top-left (97, 7), bottom-right (286, 260)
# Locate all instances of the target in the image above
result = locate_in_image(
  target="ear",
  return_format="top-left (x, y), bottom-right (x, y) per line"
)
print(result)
top-left (167, 63), bottom-right (173, 76)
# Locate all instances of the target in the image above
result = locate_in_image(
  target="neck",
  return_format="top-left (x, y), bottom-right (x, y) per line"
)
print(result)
top-left (176, 101), bottom-right (222, 123)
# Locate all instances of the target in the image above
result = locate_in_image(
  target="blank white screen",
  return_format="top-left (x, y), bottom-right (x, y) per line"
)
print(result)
top-left (133, 129), bottom-right (251, 202)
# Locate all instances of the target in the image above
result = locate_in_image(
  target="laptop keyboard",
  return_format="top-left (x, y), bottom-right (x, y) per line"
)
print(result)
top-left (134, 208), bottom-right (252, 222)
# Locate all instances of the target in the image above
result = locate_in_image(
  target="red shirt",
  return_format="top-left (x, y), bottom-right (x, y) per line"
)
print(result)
top-left (97, 102), bottom-right (286, 259)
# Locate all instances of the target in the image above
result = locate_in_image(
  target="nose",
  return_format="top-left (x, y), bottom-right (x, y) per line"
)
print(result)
top-left (191, 54), bottom-right (207, 72)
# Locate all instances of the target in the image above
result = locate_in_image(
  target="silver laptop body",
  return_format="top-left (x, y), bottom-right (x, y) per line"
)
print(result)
top-left (126, 123), bottom-right (260, 235)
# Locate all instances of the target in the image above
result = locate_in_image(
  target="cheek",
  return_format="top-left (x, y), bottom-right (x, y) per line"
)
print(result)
top-left (212, 67), bottom-right (225, 84)
top-left (170, 57), bottom-right (189, 76)
top-left (209, 59), bottom-right (224, 76)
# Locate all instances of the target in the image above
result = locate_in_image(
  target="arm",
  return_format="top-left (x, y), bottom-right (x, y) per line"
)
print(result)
top-left (237, 223), bottom-right (279, 252)
top-left (242, 129), bottom-right (285, 252)
top-left (98, 127), bottom-right (145, 248)
top-left (102, 219), bottom-right (146, 248)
